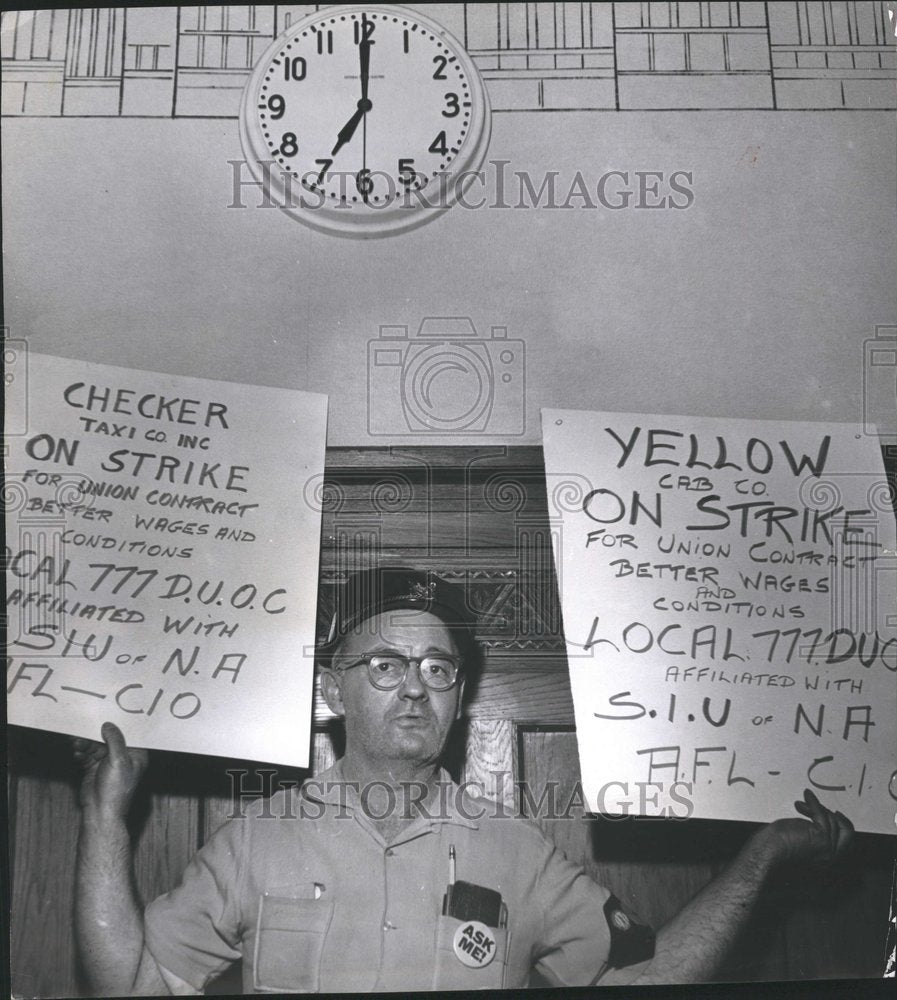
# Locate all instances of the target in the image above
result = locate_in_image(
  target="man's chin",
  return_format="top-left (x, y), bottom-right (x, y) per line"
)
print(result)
top-left (388, 728), bottom-right (443, 758)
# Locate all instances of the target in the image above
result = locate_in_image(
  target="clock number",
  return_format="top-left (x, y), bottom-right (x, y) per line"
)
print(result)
top-left (442, 93), bottom-right (460, 118)
top-left (267, 94), bottom-right (286, 120)
top-left (279, 132), bottom-right (298, 157)
top-left (353, 19), bottom-right (375, 44)
top-left (356, 168), bottom-right (374, 198)
top-left (428, 131), bottom-right (448, 157)
top-left (284, 56), bottom-right (306, 81)
top-left (316, 30), bottom-right (333, 55)
top-left (403, 29), bottom-right (410, 53)
top-left (315, 158), bottom-right (333, 184)
top-left (398, 158), bottom-right (419, 188)
top-left (433, 55), bottom-right (448, 80)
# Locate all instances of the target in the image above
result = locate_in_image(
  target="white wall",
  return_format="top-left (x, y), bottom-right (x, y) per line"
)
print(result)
top-left (3, 110), bottom-right (894, 445)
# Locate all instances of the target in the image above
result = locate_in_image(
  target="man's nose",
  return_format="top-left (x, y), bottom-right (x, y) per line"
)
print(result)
top-left (398, 661), bottom-right (429, 699)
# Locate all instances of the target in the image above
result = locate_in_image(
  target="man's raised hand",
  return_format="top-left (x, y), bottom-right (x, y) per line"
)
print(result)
top-left (72, 722), bottom-right (148, 820)
top-left (760, 788), bottom-right (854, 867)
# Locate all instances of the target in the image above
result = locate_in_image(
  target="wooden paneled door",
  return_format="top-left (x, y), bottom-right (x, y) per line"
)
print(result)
top-left (8, 447), bottom-right (892, 995)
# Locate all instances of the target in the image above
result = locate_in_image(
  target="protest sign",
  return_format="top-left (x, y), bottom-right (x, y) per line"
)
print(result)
top-left (5, 353), bottom-right (327, 767)
top-left (542, 408), bottom-right (896, 834)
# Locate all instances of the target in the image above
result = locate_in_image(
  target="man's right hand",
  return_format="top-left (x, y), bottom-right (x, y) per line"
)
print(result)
top-left (73, 722), bottom-right (148, 819)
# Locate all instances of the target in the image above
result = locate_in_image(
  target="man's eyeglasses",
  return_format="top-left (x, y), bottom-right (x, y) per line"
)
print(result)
top-left (335, 653), bottom-right (462, 691)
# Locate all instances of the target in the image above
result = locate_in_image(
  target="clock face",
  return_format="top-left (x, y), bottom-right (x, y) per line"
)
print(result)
top-left (240, 5), bottom-right (491, 237)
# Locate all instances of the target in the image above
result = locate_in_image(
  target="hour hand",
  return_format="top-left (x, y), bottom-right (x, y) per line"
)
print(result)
top-left (330, 99), bottom-right (371, 157)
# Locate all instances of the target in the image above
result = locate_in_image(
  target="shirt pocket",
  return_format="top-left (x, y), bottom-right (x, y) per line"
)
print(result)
top-left (252, 893), bottom-right (334, 993)
top-left (432, 915), bottom-right (509, 991)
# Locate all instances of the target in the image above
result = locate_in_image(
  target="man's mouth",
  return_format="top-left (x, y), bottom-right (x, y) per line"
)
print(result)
top-left (393, 712), bottom-right (430, 726)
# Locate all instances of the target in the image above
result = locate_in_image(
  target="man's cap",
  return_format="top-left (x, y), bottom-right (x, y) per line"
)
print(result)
top-left (320, 566), bottom-right (478, 651)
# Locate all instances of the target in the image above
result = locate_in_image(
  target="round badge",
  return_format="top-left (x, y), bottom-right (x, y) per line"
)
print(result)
top-left (610, 909), bottom-right (632, 931)
top-left (452, 920), bottom-right (497, 968)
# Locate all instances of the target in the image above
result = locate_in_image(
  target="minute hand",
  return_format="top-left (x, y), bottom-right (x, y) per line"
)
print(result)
top-left (359, 32), bottom-right (370, 103)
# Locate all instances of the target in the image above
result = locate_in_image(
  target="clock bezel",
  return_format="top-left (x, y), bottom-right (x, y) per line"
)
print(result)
top-left (238, 4), bottom-right (492, 239)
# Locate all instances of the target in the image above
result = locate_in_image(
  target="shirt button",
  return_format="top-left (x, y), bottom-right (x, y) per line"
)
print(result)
top-left (385, 849), bottom-right (395, 857)
top-left (382, 920), bottom-right (396, 931)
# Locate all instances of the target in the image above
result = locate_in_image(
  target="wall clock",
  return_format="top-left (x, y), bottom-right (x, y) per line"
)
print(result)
top-left (239, 4), bottom-right (492, 238)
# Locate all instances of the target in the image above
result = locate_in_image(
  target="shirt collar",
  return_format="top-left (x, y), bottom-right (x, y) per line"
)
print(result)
top-left (299, 758), bottom-right (480, 829)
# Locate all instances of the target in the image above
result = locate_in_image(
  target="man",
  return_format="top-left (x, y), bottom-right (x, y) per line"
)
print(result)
top-left (75, 567), bottom-right (853, 994)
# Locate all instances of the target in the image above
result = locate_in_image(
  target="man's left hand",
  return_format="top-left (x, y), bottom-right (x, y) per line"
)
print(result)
top-left (759, 788), bottom-right (854, 868)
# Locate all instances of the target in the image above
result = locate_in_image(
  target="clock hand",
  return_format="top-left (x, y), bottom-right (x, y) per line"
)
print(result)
top-left (362, 109), bottom-right (368, 202)
top-left (359, 14), bottom-right (371, 198)
top-left (331, 103), bottom-right (367, 157)
top-left (359, 18), bottom-right (370, 103)
top-left (332, 20), bottom-right (373, 161)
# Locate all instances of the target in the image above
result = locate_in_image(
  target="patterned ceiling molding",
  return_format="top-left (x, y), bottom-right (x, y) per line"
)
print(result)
top-left (3, 3), bottom-right (894, 118)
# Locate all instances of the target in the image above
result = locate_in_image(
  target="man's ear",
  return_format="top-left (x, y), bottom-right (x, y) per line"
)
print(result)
top-left (320, 668), bottom-right (346, 718)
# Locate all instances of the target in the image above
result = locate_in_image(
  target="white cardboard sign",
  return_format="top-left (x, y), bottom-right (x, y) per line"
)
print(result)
top-left (5, 353), bottom-right (327, 767)
top-left (542, 408), bottom-right (897, 835)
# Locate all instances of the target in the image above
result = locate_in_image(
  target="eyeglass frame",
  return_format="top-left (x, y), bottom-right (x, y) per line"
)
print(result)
top-left (330, 651), bottom-right (464, 692)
